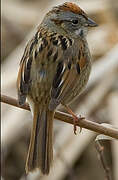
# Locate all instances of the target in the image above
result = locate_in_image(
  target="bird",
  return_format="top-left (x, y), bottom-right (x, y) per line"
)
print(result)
top-left (17, 2), bottom-right (98, 175)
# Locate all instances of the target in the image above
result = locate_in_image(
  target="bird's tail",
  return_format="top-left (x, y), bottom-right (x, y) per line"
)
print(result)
top-left (25, 105), bottom-right (54, 174)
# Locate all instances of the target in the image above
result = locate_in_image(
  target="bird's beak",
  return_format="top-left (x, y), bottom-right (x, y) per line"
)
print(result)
top-left (85, 18), bottom-right (98, 27)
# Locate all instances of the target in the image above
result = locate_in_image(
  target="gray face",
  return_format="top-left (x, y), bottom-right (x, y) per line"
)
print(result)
top-left (56, 11), bottom-right (88, 38)
top-left (42, 9), bottom-right (97, 38)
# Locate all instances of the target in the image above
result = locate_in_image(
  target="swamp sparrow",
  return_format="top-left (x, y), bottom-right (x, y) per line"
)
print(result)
top-left (17, 2), bottom-right (97, 175)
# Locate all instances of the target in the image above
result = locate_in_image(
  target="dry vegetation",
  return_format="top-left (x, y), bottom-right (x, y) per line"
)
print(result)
top-left (1, 0), bottom-right (118, 180)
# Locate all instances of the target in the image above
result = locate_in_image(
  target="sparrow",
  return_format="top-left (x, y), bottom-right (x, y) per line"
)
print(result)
top-left (17, 2), bottom-right (97, 175)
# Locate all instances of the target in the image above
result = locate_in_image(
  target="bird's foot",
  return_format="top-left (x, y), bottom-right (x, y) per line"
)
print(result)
top-left (64, 105), bottom-right (85, 135)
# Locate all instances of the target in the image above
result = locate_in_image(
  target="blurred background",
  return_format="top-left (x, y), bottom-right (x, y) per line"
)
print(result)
top-left (1, 0), bottom-right (118, 179)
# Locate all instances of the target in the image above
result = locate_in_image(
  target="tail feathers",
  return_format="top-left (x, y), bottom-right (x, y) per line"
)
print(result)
top-left (25, 106), bottom-right (54, 174)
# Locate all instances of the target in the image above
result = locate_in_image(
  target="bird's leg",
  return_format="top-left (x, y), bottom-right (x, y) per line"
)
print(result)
top-left (64, 105), bottom-right (84, 135)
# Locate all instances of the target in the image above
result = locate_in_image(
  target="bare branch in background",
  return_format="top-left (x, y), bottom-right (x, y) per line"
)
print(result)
top-left (95, 141), bottom-right (112, 180)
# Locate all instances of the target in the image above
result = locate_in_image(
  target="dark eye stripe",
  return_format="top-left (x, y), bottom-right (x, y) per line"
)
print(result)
top-left (72, 19), bottom-right (78, 25)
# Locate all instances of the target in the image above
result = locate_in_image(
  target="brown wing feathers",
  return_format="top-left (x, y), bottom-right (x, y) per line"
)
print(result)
top-left (17, 42), bottom-right (33, 105)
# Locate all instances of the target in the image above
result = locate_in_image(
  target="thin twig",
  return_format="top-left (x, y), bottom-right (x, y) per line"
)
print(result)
top-left (1, 94), bottom-right (30, 111)
top-left (1, 94), bottom-right (118, 139)
top-left (95, 141), bottom-right (112, 180)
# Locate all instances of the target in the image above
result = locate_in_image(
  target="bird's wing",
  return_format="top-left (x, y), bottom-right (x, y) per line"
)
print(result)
top-left (17, 38), bottom-right (34, 105)
top-left (17, 28), bottom-right (59, 105)
top-left (49, 37), bottom-right (87, 110)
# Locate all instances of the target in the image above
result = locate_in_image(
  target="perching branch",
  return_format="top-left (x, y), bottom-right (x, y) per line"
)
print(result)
top-left (95, 141), bottom-right (112, 180)
top-left (1, 94), bottom-right (118, 139)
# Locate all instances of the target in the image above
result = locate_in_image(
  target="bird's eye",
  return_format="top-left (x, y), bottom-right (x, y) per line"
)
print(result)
top-left (72, 19), bottom-right (79, 25)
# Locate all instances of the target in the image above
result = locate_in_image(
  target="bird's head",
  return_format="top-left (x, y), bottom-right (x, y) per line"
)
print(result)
top-left (42, 2), bottom-right (98, 38)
